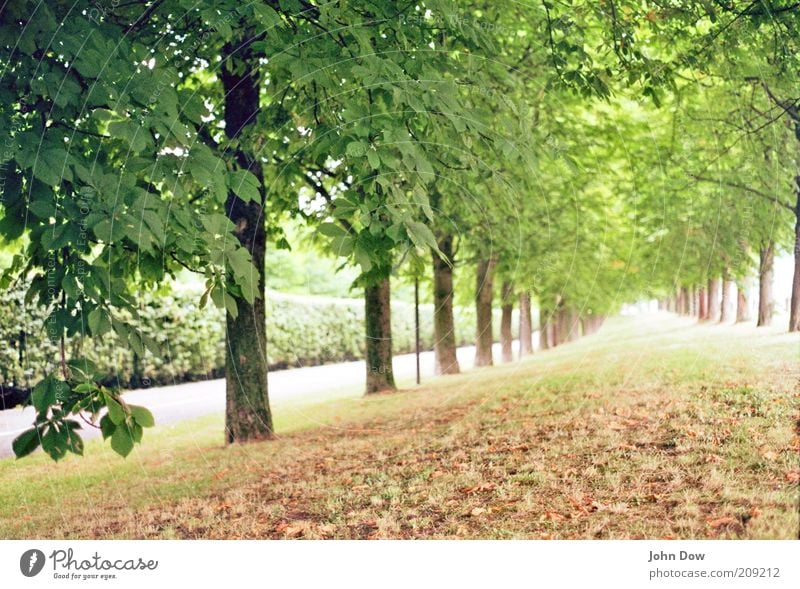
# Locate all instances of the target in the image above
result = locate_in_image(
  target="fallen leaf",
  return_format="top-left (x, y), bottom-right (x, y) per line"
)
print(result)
top-left (461, 483), bottom-right (496, 495)
top-left (283, 522), bottom-right (309, 538)
top-left (706, 516), bottom-right (738, 529)
top-left (470, 507), bottom-right (487, 517)
top-left (544, 511), bottom-right (568, 522)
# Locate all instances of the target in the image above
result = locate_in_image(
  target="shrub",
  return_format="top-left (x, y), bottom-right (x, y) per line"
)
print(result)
top-left (0, 286), bottom-right (517, 403)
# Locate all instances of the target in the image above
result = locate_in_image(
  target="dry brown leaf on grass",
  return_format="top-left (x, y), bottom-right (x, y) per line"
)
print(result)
top-left (488, 444), bottom-right (529, 453)
top-left (543, 511), bottom-right (569, 522)
top-left (784, 470), bottom-right (800, 484)
top-left (706, 516), bottom-right (738, 529)
top-left (276, 520), bottom-right (313, 538)
top-left (461, 483), bottom-right (497, 495)
top-left (567, 494), bottom-right (599, 515)
top-left (761, 450), bottom-right (778, 461)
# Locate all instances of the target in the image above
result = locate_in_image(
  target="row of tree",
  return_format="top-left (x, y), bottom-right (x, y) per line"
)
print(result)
top-left (1, 1), bottom-right (798, 460)
top-left (659, 275), bottom-right (776, 326)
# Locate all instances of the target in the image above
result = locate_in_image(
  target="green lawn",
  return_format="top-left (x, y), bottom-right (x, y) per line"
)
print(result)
top-left (1, 314), bottom-right (798, 539)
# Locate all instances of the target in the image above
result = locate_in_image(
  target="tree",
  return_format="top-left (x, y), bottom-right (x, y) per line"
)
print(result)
top-left (220, 33), bottom-right (273, 441)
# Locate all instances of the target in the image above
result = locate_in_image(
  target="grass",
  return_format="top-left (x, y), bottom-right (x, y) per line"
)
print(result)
top-left (0, 313), bottom-right (798, 539)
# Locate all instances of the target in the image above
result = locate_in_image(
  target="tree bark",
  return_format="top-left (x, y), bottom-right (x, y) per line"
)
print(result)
top-left (707, 277), bottom-right (721, 322)
top-left (539, 311), bottom-right (550, 351)
top-left (365, 278), bottom-right (396, 393)
top-left (550, 319), bottom-right (559, 347)
top-left (566, 308), bottom-right (580, 342)
top-left (720, 274), bottom-right (733, 323)
top-left (222, 38), bottom-right (273, 443)
top-left (757, 242), bottom-right (774, 327)
top-left (500, 282), bottom-right (514, 363)
top-left (790, 186), bottom-right (800, 332)
top-left (736, 285), bottom-right (750, 323)
top-left (432, 235), bottom-right (459, 375)
top-left (518, 292), bottom-right (533, 355)
top-left (474, 258), bottom-right (496, 367)
top-left (698, 287), bottom-right (707, 320)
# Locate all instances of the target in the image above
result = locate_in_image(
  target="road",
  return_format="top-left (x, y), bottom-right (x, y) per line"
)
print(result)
top-left (0, 341), bottom-right (522, 458)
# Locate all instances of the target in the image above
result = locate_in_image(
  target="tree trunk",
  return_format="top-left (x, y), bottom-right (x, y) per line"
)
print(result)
top-left (757, 242), bottom-right (774, 327)
top-left (550, 319), bottom-right (559, 347)
top-left (474, 258), bottom-right (496, 367)
top-left (736, 285), bottom-right (749, 323)
top-left (698, 287), bottom-right (707, 320)
top-left (720, 274), bottom-right (733, 323)
top-left (790, 188), bottom-right (800, 332)
top-left (707, 278), bottom-right (721, 322)
top-left (500, 282), bottom-right (514, 363)
top-left (365, 278), bottom-right (396, 393)
top-left (519, 292), bottom-right (533, 356)
top-left (539, 312), bottom-right (550, 351)
top-left (688, 286), bottom-right (697, 316)
top-left (222, 39), bottom-right (273, 443)
top-left (432, 236), bottom-right (459, 375)
top-left (566, 308), bottom-right (580, 342)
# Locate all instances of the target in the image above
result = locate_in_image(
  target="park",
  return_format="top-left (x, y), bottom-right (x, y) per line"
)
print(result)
top-left (0, 0), bottom-right (798, 541)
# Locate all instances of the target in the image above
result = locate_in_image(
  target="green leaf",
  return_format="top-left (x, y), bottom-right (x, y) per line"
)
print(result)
top-left (228, 169), bottom-right (261, 203)
top-left (68, 357), bottom-right (100, 381)
top-left (12, 428), bottom-right (41, 459)
top-left (346, 141), bottom-right (368, 158)
top-left (104, 394), bottom-right (126, 425)
top-left (224, 292), bottom-right (239, 319)
top-left (108, 120), bottom-right (148, 153)
top-left (99, 413), bottom-right (116, 440)
top-left (129, 405), bottom-right (155, 428)
top-left (87, 307), bottom-right (112, 336)
top-left (253, 4), bottom-right (282, 28)
top-left (66, 430), bottom-right (84, 456)
top-left (30, 377), bottom-right (56, 413)
top-left (41, 425), bottom-right (68, 461)
top-left (405, 221), bottom-right (439, 252)
top-left (353, 243), bottom-right (373, 272)
top-left (32, 148), bottom-right (72, 186)
top-left (319, 223), bottom-right (349, 238)
top-left (367, 150), bottom-right (381, 169)
top-left (110, 425), bottom-right (134, 457)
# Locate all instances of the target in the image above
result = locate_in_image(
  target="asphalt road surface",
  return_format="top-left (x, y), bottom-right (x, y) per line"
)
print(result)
top-left (0, 341), bottom-right (522, 458)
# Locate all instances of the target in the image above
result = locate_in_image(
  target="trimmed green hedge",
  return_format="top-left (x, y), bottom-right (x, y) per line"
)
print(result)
top-left (0, 286), bottom-right (517, 397)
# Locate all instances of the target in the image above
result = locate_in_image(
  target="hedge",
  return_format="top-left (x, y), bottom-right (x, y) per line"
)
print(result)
top-left (0, 286), bottom-right (518, 403)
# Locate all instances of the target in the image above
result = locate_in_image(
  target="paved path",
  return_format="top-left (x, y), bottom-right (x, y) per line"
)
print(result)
top-left (0, 341), bottom-right (522, 458)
